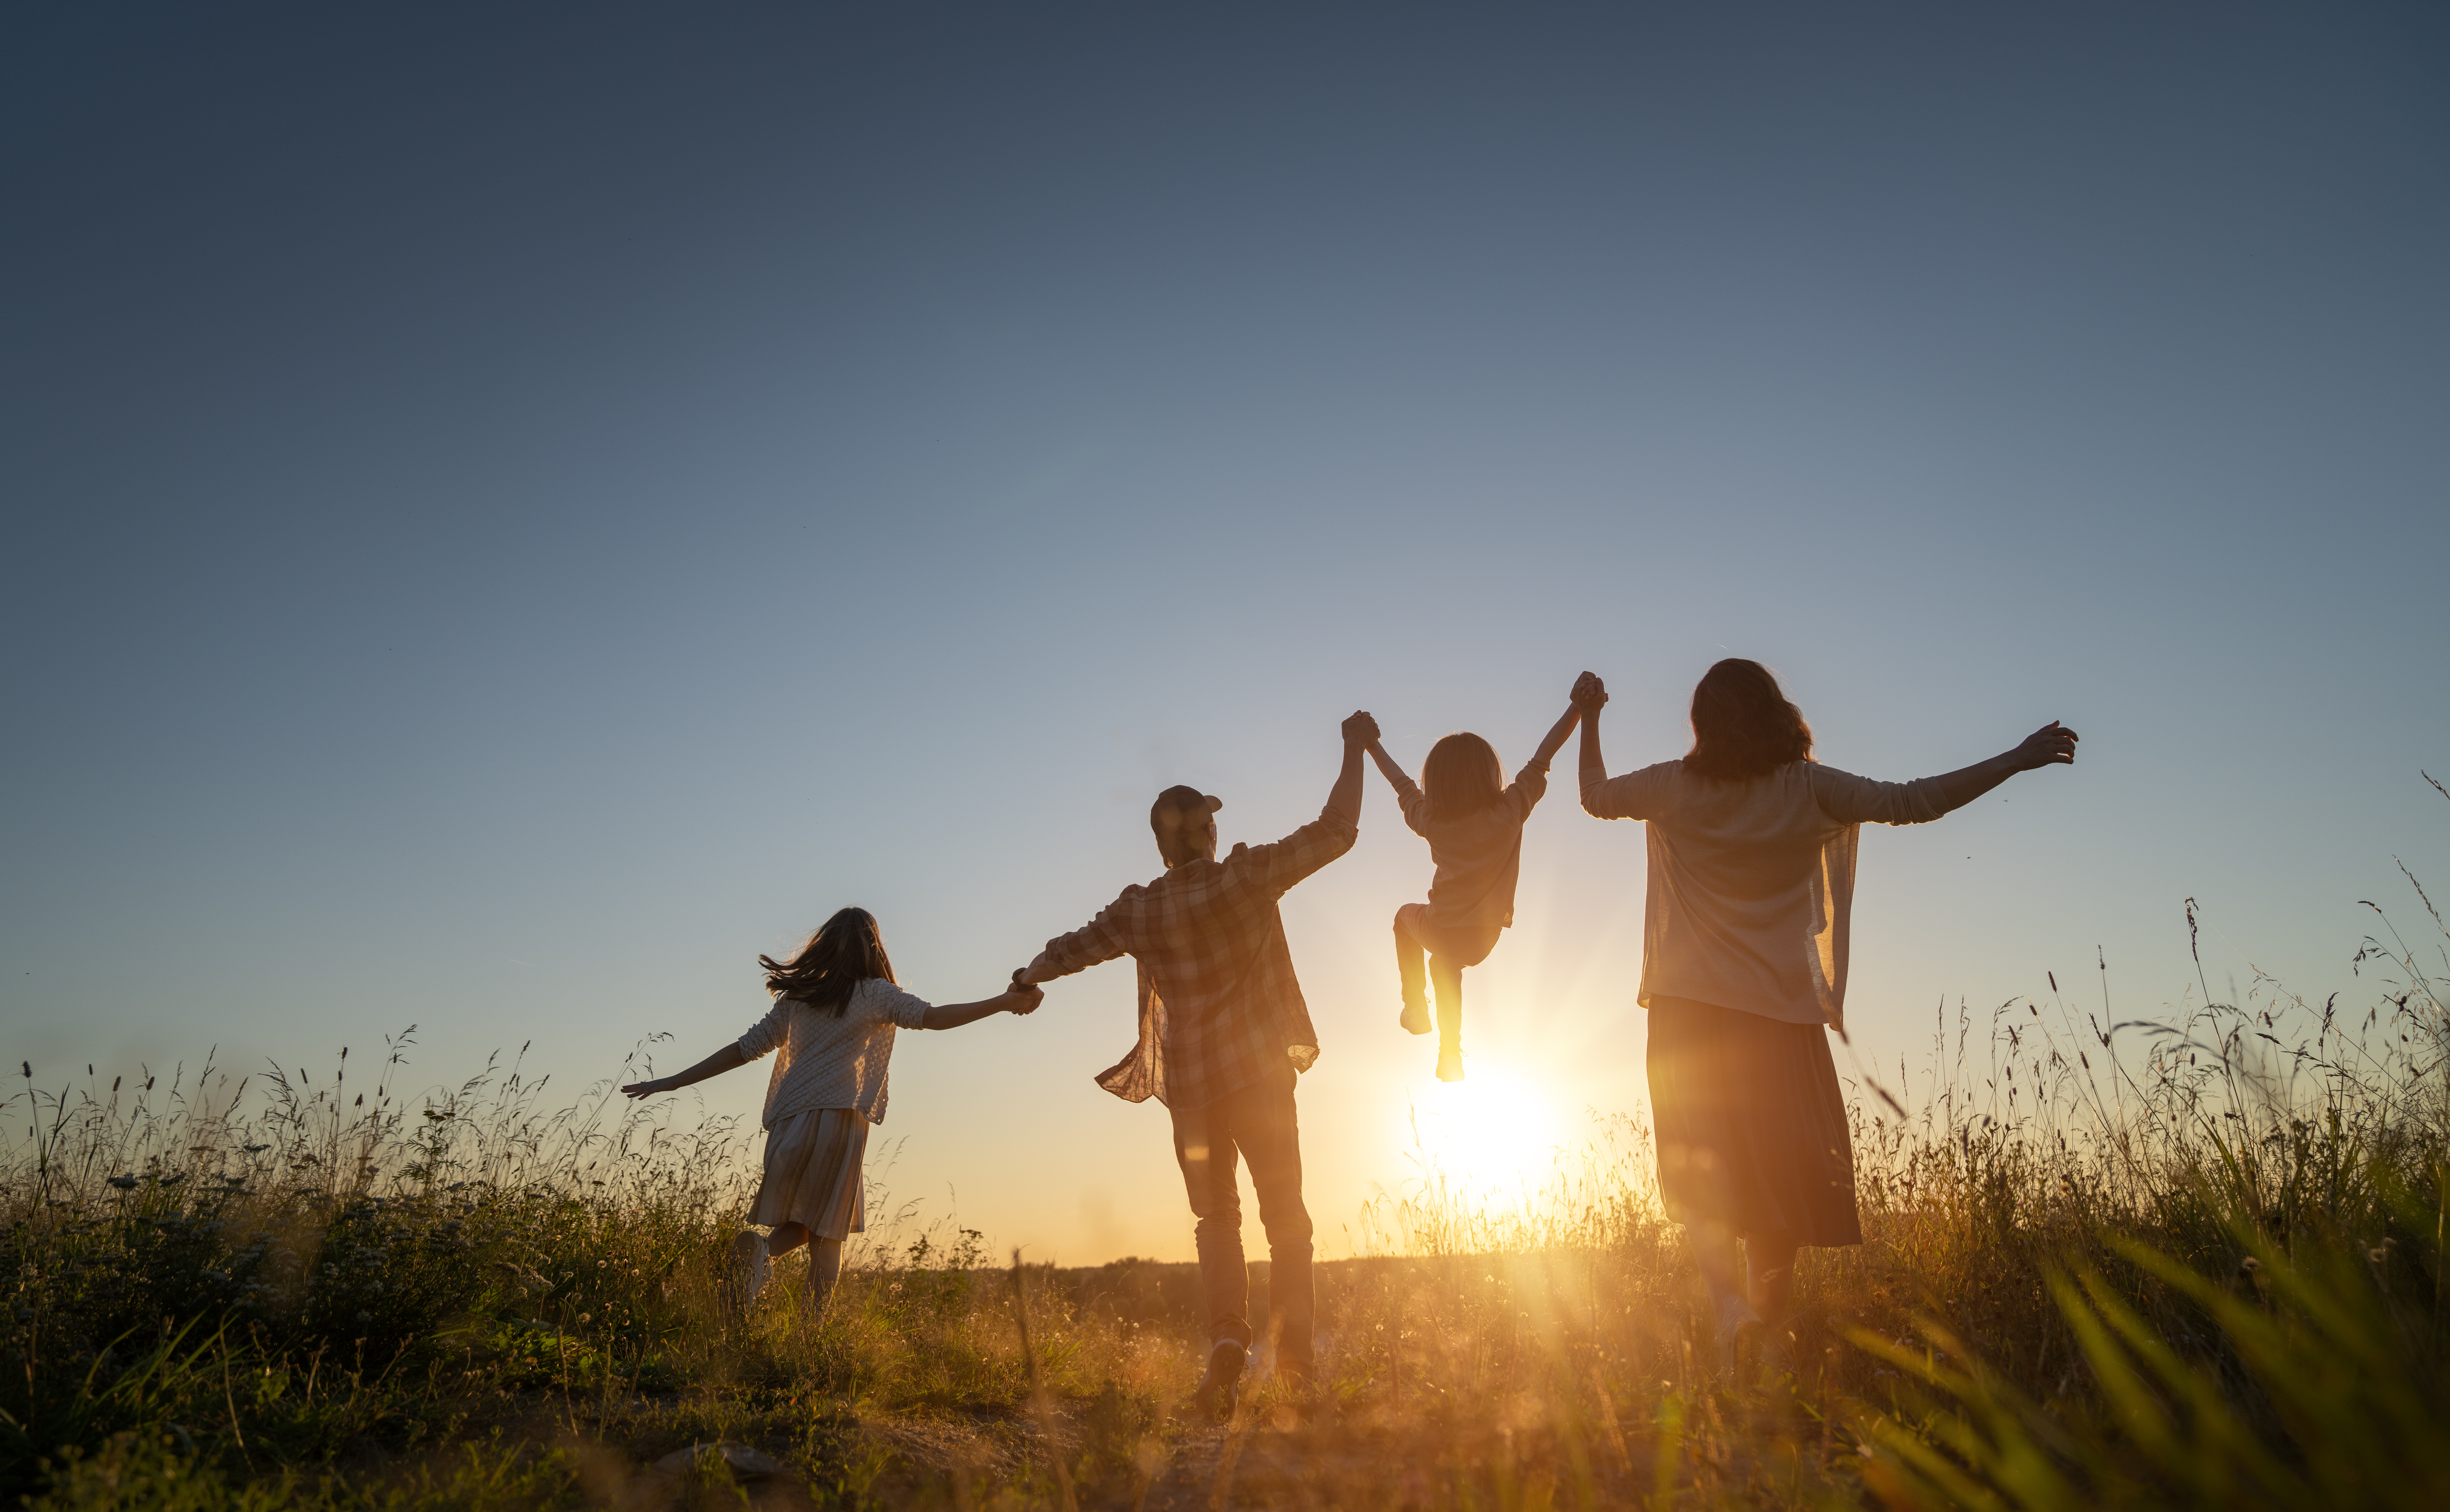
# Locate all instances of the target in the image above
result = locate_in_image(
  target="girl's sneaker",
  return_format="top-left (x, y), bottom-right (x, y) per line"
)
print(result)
top-left (1436, 1043), bottom-right (1464, 1082)
top-left (727, 1232), bottom-right (773, 1315)
top-left (1400, 993), bottom-right (1433, 1036)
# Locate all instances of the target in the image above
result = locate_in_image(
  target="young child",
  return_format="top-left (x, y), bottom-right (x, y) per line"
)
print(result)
top-left (1368, 701), bottom-right (1582, 1081)
top-left (620, 906), bottom-right (1040, 1316)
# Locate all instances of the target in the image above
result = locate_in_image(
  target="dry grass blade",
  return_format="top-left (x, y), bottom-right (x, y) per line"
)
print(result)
top-left (1010, 1250), bottom-right (1078, 1512)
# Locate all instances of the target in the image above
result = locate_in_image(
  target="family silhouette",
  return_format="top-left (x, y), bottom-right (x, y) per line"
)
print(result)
top-left (622, 660), bottom-right (2080, 1410)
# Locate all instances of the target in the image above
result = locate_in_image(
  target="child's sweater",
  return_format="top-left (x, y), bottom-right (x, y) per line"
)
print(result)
top-left (735, 977), bottom-right (931, 1127)
top-left (1395, 759), bottom-right (1550, 929)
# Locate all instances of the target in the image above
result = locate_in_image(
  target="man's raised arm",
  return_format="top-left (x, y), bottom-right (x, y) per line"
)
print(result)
top-left (1230, 710), bottom-right (1376, 896)
top-left (1328, 709), bottom-right (1375, 823)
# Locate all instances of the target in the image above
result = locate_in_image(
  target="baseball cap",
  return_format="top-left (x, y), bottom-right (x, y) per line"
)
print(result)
top-left (1148, 785), bottom-right (1223, 834)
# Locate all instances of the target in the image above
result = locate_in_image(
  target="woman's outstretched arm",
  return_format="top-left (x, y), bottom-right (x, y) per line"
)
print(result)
top-left (1928, 722), bottom-right (2081, 812)
top-left (921, 983), bottom-right (1043, 1030)
top-left (621, 1042), bottom-right (747, 1099)
top-left (1573, 671), bottom-right (1610, 810)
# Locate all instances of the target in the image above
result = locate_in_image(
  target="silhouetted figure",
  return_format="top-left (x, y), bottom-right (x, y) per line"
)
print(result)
top-left (622, 906), bottom-right (1040, 1317)
top-left (1573, 661), bottom-right (2077, 1370)
top-left (1366, 699), bottom-right (1582, 1080)
top-left (1017, 710), bottom-right (1379, 1415)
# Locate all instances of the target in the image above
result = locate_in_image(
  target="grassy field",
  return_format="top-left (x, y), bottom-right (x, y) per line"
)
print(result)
top-left (10, 844), bottom-right (2449, 1509)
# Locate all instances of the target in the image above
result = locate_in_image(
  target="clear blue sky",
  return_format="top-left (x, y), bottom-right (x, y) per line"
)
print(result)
top-left (6, 3), bottom-right (2445, 1263)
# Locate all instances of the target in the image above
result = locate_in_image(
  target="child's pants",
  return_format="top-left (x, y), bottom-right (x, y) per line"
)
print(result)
top-left (1394, 903), bottom-right (1503, 1045)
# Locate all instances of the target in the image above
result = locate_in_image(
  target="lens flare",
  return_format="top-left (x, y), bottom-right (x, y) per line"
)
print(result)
top-left (1409, 1059), bottom-right (1568, 1201)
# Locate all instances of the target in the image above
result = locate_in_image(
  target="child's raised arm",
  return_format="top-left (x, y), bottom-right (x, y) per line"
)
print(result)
top-left (1530, 700), bottom-right (1583, 770)
top-left (921, 981), bottom-right (1043, 1030)
top-left (622, 1042), bottom-right (747, 1099)
top-left (1365, 738), bottom-right (1413, 792)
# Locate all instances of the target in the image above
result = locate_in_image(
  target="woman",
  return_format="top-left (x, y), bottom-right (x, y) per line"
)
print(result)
top-left (1571, 661), bottom-right (2077, 1365)
top-left (622, 906), bottom-right (1040, 1318)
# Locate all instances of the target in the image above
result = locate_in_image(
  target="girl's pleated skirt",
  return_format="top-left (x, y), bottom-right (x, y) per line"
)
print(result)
top-left (747, 1107), bottom-right (869, 1241)
top-left (1645, 998), bottom-right (1863, 1246)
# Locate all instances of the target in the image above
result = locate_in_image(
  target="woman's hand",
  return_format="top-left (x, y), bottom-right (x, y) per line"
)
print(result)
top-left (2007, 721), bottom-right (2080, 771)
top-left (1008, 977), bottom-right (1045, 1015)
top-left (1571, 670), bottom-right (1608, 712)
top-left (619, 1077), bottom-right (668, 1100)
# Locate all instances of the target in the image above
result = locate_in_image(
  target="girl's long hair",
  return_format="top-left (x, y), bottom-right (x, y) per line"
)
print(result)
top-left (1684, 659), bottom-right (1814, 781)
top-left (1422, 732), bottom-right (1505, 821)
top-left (760, 906), bottom-right (896, 1015)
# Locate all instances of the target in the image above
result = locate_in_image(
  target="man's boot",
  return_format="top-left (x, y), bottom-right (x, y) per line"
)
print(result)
top-left (1191, 1338), bottom-right (1247, 1420)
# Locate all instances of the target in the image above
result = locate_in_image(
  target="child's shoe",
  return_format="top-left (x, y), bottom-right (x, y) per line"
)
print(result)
top-left (727, 1231), bottom-right (772, 1314)
top-left (1436, 1042), bottom-right (1465, 1082)
top-left (1400, 990), bottom-right (1432, 1036)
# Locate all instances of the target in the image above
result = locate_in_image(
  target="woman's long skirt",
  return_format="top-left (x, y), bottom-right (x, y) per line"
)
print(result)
top-left (747, 1107), bottom-right (869, 1241)
top-left (1645, 998), bottom-right (1862, 1246)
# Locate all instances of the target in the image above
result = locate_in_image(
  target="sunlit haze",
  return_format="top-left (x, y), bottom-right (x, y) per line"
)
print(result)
top-left (5, 4), bottom-right (2445, 1266)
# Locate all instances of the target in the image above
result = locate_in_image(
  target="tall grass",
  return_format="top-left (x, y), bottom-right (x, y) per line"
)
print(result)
top-left (9, 798), bottom-right (2449, 1508)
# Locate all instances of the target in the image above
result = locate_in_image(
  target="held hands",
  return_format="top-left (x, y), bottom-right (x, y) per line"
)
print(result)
top-left (1342, 710), bottom-right (1381, 747)
top-left (1571, 671), bottom-right (1607, 712)
top-left (1007, 968), bottom-right (1045, 1014)
top-left (2009, 721), bottom-right (2081, 771)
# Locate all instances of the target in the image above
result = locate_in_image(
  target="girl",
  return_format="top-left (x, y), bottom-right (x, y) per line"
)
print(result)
top-left (620, 906), bottom-right (1040, 1316)
top-left (1367, 699), bottom-right (1582, 1081)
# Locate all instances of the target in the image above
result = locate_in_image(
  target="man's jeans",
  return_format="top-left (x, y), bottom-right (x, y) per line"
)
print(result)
top-left (1169, 1061), bottom-right (1313, 1370)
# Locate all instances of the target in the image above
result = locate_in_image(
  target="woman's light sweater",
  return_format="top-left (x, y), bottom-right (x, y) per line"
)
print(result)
top-left (1581, 759), bottom-right (1948, 1031)
top-left (736, 977), bottom-right (932, 1128)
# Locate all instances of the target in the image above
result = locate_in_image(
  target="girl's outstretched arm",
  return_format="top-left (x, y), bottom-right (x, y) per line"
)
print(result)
top-left (622, 1042), bottom-right (746, 1099)
top-left (1366, 738), bottom-right (1412, 791)
top-left (922, 982), bottom-right (1043, 1030)
top-left (1530, 702), bottom-right (1582, 768)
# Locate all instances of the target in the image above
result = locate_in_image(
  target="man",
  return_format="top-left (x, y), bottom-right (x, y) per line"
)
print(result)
top-left (1017, 709), bottom-right (1378, 1414)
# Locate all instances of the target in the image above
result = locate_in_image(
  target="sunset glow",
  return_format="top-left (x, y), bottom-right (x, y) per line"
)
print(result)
top-left (1407, 1059), bottom-right (1571, 1203)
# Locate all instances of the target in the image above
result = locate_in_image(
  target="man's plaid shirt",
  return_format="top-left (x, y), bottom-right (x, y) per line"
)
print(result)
top-left (1035, 793), bottom-right (1360, 1111)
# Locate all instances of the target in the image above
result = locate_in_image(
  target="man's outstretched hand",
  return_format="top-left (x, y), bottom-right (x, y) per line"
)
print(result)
top-left (2009, 721), bottom-right (2080, 771)
top-left (1571, 671), bottom-right (1607, 711)
top-left (1342, 710), bottom-right (1380, 747)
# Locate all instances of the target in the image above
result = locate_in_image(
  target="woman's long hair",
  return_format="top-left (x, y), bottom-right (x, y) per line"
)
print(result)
top-left (760, 906), bottom-right (896, 1015)
top-left (1684, 659), bottom-right (1814, 781)
top-left (1422, 732), bottom-right (1505, 821)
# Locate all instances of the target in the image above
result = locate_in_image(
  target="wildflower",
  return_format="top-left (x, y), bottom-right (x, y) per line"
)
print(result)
top-left (577, 1313), bottom-right (592, 1325)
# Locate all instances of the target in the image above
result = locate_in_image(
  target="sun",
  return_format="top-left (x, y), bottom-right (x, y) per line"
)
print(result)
top-left (1408, 1059), bottom-right (1569, 1200)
